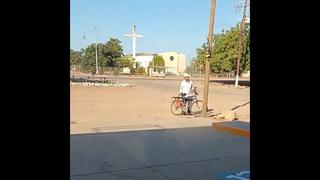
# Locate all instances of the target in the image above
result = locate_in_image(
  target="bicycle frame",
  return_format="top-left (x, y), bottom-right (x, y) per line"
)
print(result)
top-left (172, 87), bottom-right (198, 111)
top-left (170, 87), bottom-right (203, 116)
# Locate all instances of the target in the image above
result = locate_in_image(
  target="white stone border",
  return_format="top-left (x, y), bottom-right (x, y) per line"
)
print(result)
top-left (70, 82), bottom-right (133, 87)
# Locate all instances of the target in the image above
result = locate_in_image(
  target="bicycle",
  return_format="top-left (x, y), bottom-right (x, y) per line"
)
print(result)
top-left (170, 87), bottom-right (205, 116)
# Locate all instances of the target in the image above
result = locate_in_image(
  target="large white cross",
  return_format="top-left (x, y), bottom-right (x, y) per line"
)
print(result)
top-left (124, 25), bottom-right (143, 59)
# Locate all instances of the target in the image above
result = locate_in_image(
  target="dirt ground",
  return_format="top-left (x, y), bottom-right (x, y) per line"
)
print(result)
top-left (70, 78), bottom-right (250, 134)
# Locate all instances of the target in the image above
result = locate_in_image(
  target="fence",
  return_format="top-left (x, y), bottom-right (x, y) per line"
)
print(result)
top-left (70, 65), bottom-right (125, 76)
top-left (189, 69), bottom-right (235, 78)
top-left (188, 68), bottom-right (250, 79)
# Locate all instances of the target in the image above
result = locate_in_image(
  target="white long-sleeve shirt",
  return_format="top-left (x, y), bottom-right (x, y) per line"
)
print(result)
top-left (179, 80), bottom-right (193, 97)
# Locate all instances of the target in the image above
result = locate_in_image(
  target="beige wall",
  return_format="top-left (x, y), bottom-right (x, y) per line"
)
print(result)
top-left (158, 51), bottom-right (186, 75)
top-left (178, 54), bottom-right (186, 73)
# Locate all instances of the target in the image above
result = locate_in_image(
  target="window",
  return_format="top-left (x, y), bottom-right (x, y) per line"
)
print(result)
top-left (170, 56), bottom-right (174, 61)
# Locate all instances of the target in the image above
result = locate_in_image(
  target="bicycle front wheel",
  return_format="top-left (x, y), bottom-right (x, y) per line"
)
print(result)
top-left (170, 100), bottom-right (183, 116)
top-left (191, 100), bottom-right (204, 116)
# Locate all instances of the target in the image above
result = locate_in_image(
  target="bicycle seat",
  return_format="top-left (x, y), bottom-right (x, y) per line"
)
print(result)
top-left (171, 96), bottom-right (182, 99)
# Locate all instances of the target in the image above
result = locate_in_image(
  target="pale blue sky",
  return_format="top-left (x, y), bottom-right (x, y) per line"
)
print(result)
top-left (71, 0), bottom-right (247, 65)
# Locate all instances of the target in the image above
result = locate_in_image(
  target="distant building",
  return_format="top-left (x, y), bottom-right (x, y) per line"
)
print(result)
top-left (126, 51), bottom-right (187, 75)
top-left (158, 51), bottom-right (186, 75)
top-left (133, 53), bottom-right (157, 69)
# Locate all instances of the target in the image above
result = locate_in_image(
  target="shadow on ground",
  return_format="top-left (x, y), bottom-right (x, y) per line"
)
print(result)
top-left (71, 125), bottom-right (250, 180)
top-left (230, 102), bottom-right (250, 111)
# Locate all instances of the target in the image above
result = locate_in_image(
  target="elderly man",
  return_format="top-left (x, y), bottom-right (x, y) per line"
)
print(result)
top-left (179, 73), bottom-right (193, 114)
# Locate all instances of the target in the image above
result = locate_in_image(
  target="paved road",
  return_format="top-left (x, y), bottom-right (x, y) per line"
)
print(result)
top-left (71, 126), bottom-right (250, 180)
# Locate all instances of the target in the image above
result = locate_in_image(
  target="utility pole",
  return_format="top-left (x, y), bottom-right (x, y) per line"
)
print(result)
top-left (202, 0), bottom-right (216, 117)
top-left (95, 27), bottom-right (99, 75)
top-left (235, 0), bottom-right (248, 88)
top-left (81, 33), bottom-right (87, 72)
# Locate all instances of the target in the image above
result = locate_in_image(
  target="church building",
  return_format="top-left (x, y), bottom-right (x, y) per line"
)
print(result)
top-left (127, 51), bottom-right (187, 75)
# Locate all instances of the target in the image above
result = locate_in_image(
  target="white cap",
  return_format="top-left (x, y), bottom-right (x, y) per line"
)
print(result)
top-left (183, 73), bottom-right (190, 77)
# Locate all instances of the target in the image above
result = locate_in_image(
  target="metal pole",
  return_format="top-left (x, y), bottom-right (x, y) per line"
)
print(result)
top-left (132, 25), bottom-right (136, 59)
top-left (235, 0), bottom-right (248, 88)
top-left (83, 33), bottom-right (87, 73)
top-left (202, 0), bottom-right (216, 117)
top-left (95, 28), bottom-right (99, 75)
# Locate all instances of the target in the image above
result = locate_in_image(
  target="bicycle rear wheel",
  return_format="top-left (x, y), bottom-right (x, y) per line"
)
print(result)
top-left (170, 100), bottom-right (183, 116)
top-left (191, 100), bottom-right (204, 116)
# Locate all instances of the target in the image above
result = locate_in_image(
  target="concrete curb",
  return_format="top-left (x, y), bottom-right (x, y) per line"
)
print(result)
top-left (212, 121), bottom-right (250, 138)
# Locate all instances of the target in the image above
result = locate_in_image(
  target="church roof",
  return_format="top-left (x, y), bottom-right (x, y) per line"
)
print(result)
top-left (125, 53), bottom-right (157, 57)
top-left (125, 51), bottom-right (186, 57)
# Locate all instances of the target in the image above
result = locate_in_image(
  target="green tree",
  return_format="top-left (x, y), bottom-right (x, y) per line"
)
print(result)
top-left (135, 62), bottom-right (146, 75)
top-left (194, 43), bottom-right (207, 73)
top-left (70, 49), bottom-right (82, 66)
top-left (116, 56), bottom-right (134, 68)
top-left (241, 25), bottom-right (250, 71)
top-left (212, 26), bottom-right (240, 73)
top-left (103, 38), bottom-right (124, 67)
top-left (72, 37), bottom-right (129, 74)
top-left (193, 22), bottom-right (250, 75)
top-left (70, 49), bottom-right (83, 72)
top-left (149, 55), bottom-right (165, 73)
top-left (82, 43), bottom-right (105, 73)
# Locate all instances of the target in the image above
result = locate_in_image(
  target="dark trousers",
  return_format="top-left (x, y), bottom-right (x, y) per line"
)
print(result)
top-left (182, 95), bottom-right (193, 112)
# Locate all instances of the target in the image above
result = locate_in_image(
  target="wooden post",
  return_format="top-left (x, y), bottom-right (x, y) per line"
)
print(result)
top-left (202, 0), bottom-right (216, 117)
